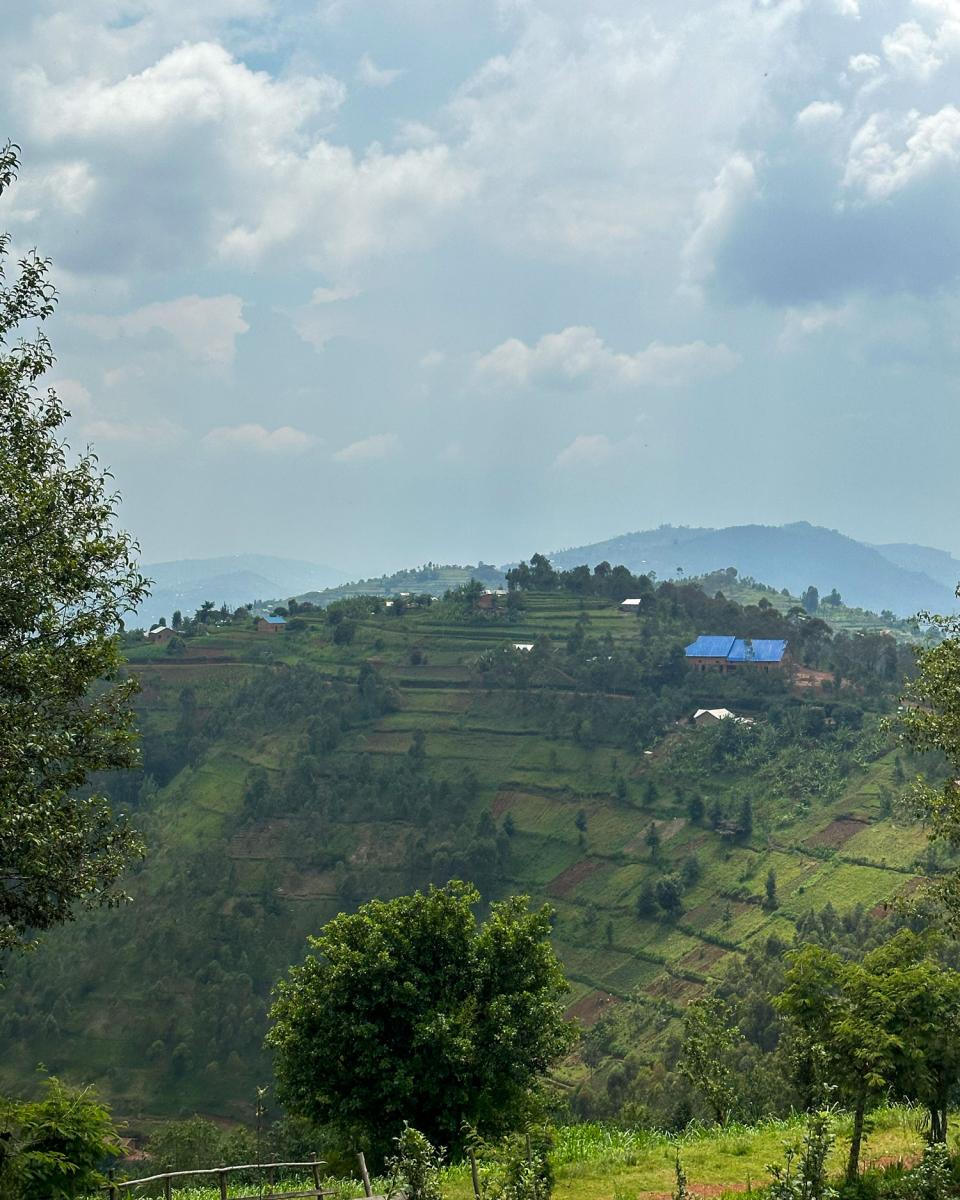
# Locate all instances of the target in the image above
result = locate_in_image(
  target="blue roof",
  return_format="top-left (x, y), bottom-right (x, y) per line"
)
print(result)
top-left (685, 635), bottom-right (736, 658)
top-left (263, 615), bottom-right (286, 624)
top-left (727, 638), bottom-right (787, 663)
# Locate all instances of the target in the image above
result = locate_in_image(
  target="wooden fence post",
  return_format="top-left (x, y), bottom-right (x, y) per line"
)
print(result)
top-left (164, 1175), bottom-right (172, 1200)
top-left (218, 1167), bottom-right (228, 1200)
top-left (469, 1151), bottom-right (481, 1200)
top-left (108, 1168), bottom-right (118, 1200)
top-left (311, 1154), bottom-right (322, 1197)
top-left (357, 1152), bottom-right (373, 1198)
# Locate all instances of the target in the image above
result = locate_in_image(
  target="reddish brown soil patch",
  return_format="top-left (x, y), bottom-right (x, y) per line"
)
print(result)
top-left (546, 857), bottom-right (603, 898)
top-left (624, 816), bottom-right (686, 854)
top-left (873, 875), bottom-right (925, 917)
top-left (804, 816), bottom-right (869, 849)
top-left (566, 989), bottom-right (618, 1025)
top-left (678, 943), bottom-right (727, 971)
top-left (644, 975), bottom-right (701, 1003)
top-left (492, 790), bottom-right (536, 818)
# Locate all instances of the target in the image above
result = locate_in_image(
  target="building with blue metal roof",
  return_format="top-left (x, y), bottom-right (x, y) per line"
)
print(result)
top-left (256, 614), bottom-right (287, 633)
top-left (685, 635), bottom-right (787, 672)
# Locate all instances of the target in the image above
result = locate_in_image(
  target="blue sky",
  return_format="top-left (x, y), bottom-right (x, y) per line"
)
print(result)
top-left (2, 0), bottom-right (959, 574)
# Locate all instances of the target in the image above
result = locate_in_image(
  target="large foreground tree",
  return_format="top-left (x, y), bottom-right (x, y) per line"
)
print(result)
top-left (899, 594), bottom-right (960, 928)
top-left (267, 881), bottom-right (576, 1156)
top-left (0, 143), bottom-right (147, 958)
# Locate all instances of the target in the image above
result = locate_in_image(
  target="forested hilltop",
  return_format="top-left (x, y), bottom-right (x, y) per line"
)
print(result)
top-left (0, 560), bottom-right (945, 1131)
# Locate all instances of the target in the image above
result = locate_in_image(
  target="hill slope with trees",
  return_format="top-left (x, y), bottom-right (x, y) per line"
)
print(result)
top-left (0, 565), bottom-right (945, 1128)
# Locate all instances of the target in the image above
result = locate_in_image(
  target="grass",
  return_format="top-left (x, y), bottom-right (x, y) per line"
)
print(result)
top-left (123, 1107), bottom-right (932, 1200)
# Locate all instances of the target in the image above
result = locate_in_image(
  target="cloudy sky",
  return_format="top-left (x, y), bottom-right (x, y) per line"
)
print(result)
top-left (2, 0), bottom-right (959, 574)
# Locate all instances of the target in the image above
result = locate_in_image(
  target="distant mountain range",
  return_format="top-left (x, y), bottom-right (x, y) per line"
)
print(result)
top-left (133, 523), bottom-right (960, 629)
top-left (133, 555), bottom-right (347, 628)
top-left (548, 522), bottom-right (960, 618)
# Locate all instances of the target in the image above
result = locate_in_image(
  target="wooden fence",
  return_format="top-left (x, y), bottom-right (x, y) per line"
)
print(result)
top-left (104, 1157), bottom-right (338, 1200)
top-left (104, 1151), bottom-right (382, 1200)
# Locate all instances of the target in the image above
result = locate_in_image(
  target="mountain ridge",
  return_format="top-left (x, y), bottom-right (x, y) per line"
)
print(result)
top-left (547, 522), bottom-right (958, 617)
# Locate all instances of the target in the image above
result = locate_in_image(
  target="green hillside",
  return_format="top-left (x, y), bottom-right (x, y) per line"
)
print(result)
top-left (0, 575), bottom-right (939, 1129)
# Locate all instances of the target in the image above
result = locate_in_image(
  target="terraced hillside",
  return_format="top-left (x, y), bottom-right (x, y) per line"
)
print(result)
top-left (0, 584), bottom-right (936, 1125)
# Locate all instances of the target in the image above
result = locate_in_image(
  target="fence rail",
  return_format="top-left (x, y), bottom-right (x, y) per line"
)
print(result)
top-left (105, 1158), bottom-right (331, 1200)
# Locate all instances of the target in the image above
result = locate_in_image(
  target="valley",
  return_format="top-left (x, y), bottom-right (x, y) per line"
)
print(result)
top-left (0, 573), bottom-right (936, 1131)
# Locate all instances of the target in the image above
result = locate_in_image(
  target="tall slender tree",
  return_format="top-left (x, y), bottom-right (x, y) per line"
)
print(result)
top-left (0, 143), bottom-right (147, 959)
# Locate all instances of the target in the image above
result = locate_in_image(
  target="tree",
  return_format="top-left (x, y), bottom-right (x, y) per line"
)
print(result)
top-left (764, 868), bottom-right (779, 910)
top-left (645, 822), bottom-right (661, 861)
top-left (681, 854), bottom-right (702, 888)
top-left (267, 881), bottom-right (575, 1155)
top-left (899, 603), bottom-right (960, 929)
top-left (776, 933), bottom-right (946, 1180)
top-left (678, 996), bottom-right (739, 1125)
top-left (687, 794), bottom-right (705, 824)
top-left (635, 882), bottom-right (657, 918)
top-left (802, 586), bottom-right (820, 614)
top-left (574, 809), bottom-right (588, 834)
top-left (654, 875), bottom-right (683, 919)
top-left (0, 144), bottom-right (147, 959)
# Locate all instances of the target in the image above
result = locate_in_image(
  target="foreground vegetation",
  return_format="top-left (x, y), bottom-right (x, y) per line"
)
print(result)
top-left (103, 1108), bottom-right (939, 1200)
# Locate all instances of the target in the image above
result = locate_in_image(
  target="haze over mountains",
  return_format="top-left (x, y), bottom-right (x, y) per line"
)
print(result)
top-left (137, 555), bottom-right (347, 629)
top-left (137, 522), bottom-right (960, 628)
top-left (550, 523), bottom-right (960, 618)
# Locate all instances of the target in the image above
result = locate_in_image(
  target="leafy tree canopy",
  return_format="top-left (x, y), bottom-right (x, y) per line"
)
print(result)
top-left (0, 142), bottom-right (147, 958)
top-left (267, 881), bottom-right (575, 1156)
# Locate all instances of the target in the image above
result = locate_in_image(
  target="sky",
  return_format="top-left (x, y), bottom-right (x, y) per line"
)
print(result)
top-left (2, 0), bottom-right (959, 576)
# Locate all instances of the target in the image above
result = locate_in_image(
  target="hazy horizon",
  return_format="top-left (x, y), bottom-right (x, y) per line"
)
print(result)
top-left (2, 1), bottom-right (958, 574)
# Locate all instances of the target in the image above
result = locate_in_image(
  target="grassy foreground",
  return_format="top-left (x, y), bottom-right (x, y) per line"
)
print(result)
top-left (145, 1107), bottom-right (931, 1200)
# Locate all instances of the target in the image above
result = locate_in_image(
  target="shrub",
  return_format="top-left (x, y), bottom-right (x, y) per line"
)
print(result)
top-left (0, 1077), bottom-right (120, 1200)
top-left (386, 1124), bottom-right (444, 1200)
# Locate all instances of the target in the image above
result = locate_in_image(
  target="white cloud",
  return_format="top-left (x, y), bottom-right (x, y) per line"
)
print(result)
top-left (778, 303), bottom-right (851, 349)
top-left (84, 416), bottom-right (185, 446)
top-left (334, 432), bottom-right (400, 461)
top-left (54, 377), bottom-right (184, 447)
top-left (881, 1), bottom-right (960, 79)
top-left (795, 100), bottom-right (844, 128)
top-left (310, 284), bottom-right (361, 304)
top-left (420, 350), bottom-right (446, 368)
top-left (450, 4), bottom-right (797, 259)
top-left (13, 41), bottom-right (473, 275)
top-left (883, 20), bottom-right (942, 77)
top-left (202, 423), bottom-right (318, 453)
top-left (394, 120), bottom-right (439, 149)
top-left (848, 52), bottom-right (881, 72)
top-left (681, 153), bottom-right (758, 292)
top-left (553, 434), bottom-right (613, 469)
top-left (357, 53), bottom-right (404, 88)
top-left (843, 105), bottom-right (960, 200)
top-left (475, 326), bottom-right (740, 389)
top-left (77, 294), bottom-right (249, 365)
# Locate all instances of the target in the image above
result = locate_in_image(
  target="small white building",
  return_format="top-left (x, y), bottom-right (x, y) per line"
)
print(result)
top-left (513, 642), bottom-right (535, 652)
top-left (619, 598), bottom-right (644, 612)
top-left (691, 707), bottom-right (753, 725)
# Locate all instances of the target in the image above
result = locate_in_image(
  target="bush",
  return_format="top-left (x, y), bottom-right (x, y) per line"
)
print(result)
top-left (0, 1077), bottom-right (120, 1200)
top-left (473, 1128), bottom-right (555, 1200)
top-left (386, 1125), bottom-right (444, 1200)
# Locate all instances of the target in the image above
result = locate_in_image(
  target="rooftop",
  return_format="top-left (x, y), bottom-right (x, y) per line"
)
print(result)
top-left (684, 635), bottom-right (787, 663)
